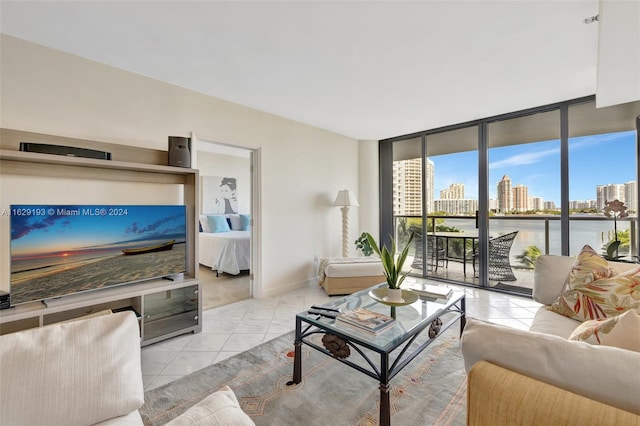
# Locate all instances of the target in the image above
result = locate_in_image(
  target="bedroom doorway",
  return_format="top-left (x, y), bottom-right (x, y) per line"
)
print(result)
top-left (193, 135), bottom-right (258, 310)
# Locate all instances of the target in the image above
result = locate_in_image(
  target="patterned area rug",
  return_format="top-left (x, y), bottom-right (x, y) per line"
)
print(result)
top-left (140, 327), bottom-right (467, 425)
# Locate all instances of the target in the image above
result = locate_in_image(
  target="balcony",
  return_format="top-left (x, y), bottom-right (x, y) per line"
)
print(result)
top-left (394, 214), bottom-right (638, 296)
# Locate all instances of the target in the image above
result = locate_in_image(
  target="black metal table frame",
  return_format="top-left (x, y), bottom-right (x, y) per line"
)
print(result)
top-left (289, 295), bottom-right (466, 426)
top-left (432, 232), bottom-right (479, 276)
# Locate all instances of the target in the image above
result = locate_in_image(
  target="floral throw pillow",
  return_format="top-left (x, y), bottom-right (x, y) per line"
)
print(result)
top-left (569, 310), bottom-right (640, 352)
top-left (548, 245), bottom-right (640, 321)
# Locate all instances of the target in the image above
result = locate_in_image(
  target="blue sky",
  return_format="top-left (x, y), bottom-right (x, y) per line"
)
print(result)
top-left (432, 130), bottom-right (636, 204)
top-left (11, 205), bottom-right (186, 257)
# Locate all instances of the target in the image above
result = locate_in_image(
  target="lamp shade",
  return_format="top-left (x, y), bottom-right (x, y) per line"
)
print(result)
top-left (333, 189), bottom-right (359, 207)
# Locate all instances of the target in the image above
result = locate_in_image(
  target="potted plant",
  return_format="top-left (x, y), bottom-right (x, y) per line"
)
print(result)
top-left (364, 232), bottom-right (414, 302)
top-left (354, 232), bottom-right (374, 256)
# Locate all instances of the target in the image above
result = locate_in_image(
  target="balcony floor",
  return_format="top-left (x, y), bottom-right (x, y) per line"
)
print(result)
top-left (406, 255), bottom-right (534, 294)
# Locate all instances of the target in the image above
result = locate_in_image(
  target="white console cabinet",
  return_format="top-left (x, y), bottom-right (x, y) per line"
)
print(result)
top-left (0, 129), bottom-right (201, 345)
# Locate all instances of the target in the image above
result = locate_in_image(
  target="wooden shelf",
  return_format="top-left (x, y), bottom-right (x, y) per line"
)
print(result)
top-left (0, 149), bottom-right (196, 175)
top-left (0, 129), bottom-right (201, 344)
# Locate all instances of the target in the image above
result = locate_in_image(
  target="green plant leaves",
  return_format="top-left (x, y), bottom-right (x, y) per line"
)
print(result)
top-left (364, 232), bottom-right (414, 289)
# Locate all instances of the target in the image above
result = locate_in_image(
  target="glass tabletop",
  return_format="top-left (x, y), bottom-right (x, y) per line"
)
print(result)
top-left (298, 283), bottom-right (464, 352)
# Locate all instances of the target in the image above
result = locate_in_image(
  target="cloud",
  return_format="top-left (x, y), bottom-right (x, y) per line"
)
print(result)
top-left (570, 130), bottom-right (633, 150)
top-left (10, 214), bottom-right (66, 241)
top-left (125, 214), bottom-right (184, 235)
top-left (489, 147), bottom-right (559, 170)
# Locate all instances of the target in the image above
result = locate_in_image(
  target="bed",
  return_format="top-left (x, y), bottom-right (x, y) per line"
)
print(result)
top-left (198, 230), bottom-right (251, 275)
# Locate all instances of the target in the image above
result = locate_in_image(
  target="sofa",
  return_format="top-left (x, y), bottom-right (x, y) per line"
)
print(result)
top-left (460, 253), bottom-right (640, 425)
top-left (317, 257), bottom-right (386, 295)
top-left (0, 310), bottom-right (256, 426)
top-left (0, 311), bottom-right (145, 426)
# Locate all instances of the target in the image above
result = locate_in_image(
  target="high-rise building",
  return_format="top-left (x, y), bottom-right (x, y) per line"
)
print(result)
top-left (497, 175), bottom-right (513, 213)
top-left (531, 196), bottom-right (544, 211)
top-left (425, 158), bottom-right (434, 213)
top-left (450, 183), bottom-right (464, 199)
top-left (624, 181), bottom-right (637, 212)
top-left (597, 183), bottom-right (625, 211)
top-left (440, 183), bottom-right (464, 200)
top-left (392, 157), bottom-right (434, 215)
top-left (433, 199), bottom-right (478, 215)
top-left (512, 184), bottom-right (528, 212)
top-left (543, 201), bottom-right (556, 210)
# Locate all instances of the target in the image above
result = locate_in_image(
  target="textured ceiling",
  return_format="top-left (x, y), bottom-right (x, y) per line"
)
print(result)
top-left (0, 1), bottom-right (600, 140)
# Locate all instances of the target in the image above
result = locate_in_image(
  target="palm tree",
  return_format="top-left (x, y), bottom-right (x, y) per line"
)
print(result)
top-left (516, 245), bottom-right (542, 268)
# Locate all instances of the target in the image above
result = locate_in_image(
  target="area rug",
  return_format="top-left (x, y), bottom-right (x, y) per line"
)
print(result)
top-left (140, 327), bottom-right (467, 426)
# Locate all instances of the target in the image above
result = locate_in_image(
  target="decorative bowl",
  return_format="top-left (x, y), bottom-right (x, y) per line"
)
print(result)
top-left (368, 288), bottom-right (418, 306)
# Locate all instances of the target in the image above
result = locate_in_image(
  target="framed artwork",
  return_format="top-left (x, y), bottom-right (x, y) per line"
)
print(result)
top-left (202, 176), bottom-right (238, 214)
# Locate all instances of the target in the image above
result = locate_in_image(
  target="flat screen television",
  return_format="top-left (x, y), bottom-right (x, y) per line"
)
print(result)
top-left (9, 204), bottom-right (187, 306)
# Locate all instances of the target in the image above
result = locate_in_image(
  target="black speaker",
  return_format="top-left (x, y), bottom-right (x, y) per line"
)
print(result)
top-left (168, 136), bottom-right (191, 168)
top-left (20, 142), bottom-right (111, 160)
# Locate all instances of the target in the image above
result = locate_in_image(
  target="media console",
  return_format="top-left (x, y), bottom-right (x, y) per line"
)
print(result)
top-left (0, 129), bottom-right (201, 345)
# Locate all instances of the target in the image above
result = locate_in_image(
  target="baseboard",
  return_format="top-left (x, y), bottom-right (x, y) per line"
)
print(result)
top-left (259, 278), bottom-right (317, 299)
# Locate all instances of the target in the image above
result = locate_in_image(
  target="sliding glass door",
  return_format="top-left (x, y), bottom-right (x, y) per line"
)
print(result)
top-left (486, 110), bottom-right (561, 294)
top-left (381, 97), bottom-right (640, 296)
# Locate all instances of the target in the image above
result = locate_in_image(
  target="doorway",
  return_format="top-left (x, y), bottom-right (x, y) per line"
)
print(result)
top-left (193, 135), bottom-right (259, 309)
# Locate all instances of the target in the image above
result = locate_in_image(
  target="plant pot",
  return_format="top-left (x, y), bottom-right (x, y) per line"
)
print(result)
top-left (384, 288), bottom-right (404, 303)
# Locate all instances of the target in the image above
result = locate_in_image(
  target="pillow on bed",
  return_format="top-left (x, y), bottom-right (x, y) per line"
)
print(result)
top-left (207, 215), bottom-right (231, 233)
top-left (228, 214), bottom-right (243, 230)
top-left (199, 215), bottom-right (211, 233)
top-left (240, 214), bottom-right (251, 231)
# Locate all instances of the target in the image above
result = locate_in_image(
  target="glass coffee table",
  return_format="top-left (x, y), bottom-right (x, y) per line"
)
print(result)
top-left (288, 283), bottom-right (465, 426)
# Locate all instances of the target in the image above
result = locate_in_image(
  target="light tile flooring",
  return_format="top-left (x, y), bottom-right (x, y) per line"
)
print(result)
top-left (141, 279), bottom-right (542, 391)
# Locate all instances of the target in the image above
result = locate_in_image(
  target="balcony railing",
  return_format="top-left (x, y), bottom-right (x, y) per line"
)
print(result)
top-left (393, 213), bottom-right (638, 294)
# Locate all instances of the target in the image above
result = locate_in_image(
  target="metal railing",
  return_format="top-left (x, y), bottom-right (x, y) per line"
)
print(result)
top-left (393, 213), bottom-right (638, 267)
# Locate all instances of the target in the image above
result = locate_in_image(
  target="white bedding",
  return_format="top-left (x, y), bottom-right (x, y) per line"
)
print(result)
top-left (199, 231), bottom-right (251, 275)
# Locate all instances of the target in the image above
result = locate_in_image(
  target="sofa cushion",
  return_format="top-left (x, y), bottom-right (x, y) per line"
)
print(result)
top-left (548, 245), bottom-right (640, 321)
top-left (93, 410), bottom-right (144, 425)
top-left (532, 255), bottom-right (576, 305)
top-left (460, 318), bottom-right (640, 415)
top-left (0, 311), bottom-right (144, 426)
top-left (529, 307), bottom-right (581, 339)
top-left (569, 310), bottom-right (640, 352)
top-left (165, 386), bottom-right (255, 426)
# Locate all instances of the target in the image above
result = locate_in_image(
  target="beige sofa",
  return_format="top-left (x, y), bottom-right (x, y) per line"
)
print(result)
top-left (0, 310), bottom-right (256, 426)
top-left (0, 311), bottom-right (145, 425)
top-left (318, 257), bottom-right (386, 295)
top-left (460, 255), bottom-right (640, 425)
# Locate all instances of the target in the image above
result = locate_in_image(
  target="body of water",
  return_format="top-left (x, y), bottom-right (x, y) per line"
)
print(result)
top-left (438, 217), bottom-right (632, 264)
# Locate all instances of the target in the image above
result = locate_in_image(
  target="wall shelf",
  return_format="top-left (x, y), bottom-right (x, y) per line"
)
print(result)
top-left (0, 129), bottom-right (201, 344)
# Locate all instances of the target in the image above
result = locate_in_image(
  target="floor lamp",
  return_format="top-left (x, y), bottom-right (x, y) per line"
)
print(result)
top-left (333, 189), bottom-right (359, 257)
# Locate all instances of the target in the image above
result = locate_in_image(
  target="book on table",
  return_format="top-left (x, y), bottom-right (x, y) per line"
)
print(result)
top-left (336, 307), bottom-right (396, 334)
top-left (405, 283), bottom-right (453, 299)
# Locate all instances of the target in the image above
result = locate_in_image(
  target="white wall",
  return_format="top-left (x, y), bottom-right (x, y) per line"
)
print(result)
top-left (0, 35), bottom-right (368, 297)
top-left (358, 140), bottom-right (380, 240)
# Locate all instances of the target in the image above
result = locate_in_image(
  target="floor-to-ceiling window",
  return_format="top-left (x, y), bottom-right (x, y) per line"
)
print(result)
top-left (485, 109), bottom-right (561, 294)
top-left (568, 101), bottom-right (639, 259)
top-left (381, 97), bottom-right (640, 296)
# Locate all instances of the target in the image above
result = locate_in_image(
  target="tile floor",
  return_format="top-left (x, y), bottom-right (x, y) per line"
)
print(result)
top-left (141, 279), bottom-right (541, 391)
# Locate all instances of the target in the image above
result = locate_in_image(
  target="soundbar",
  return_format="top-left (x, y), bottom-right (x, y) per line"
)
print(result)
top-left (19, 142), bottom-right (112, 160)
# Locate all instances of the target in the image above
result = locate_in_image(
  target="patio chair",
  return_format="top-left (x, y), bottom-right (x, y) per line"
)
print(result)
top-left (410, 227), bottom-right (447, 271)
top-left (473, 231), bottom-right (519, 281)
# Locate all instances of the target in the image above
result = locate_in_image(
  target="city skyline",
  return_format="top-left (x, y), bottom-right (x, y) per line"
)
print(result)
top-left (393, 131), bottom-right (637, 214)
top-left (434, 130), bottom-right (635, 204)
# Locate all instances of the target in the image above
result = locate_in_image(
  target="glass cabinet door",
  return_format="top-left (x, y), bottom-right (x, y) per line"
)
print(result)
top-left (142, 285), bottom-right (199, 341)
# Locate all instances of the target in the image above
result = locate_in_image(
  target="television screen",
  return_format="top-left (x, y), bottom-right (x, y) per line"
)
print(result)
top-left (9, 205), bottom-right (187, 306)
